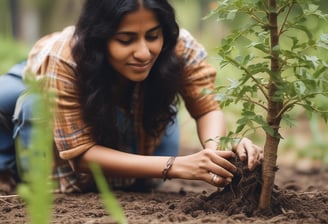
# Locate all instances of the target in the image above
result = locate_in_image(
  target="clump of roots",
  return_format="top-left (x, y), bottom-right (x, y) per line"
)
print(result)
top-left (182, 157), bottom-right (327, 220)
top-left (205, 157), bottom-right (281, 217)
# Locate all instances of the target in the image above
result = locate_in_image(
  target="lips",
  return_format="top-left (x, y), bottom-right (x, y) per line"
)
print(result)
top-left (128, 62), bottom-right (152, 73)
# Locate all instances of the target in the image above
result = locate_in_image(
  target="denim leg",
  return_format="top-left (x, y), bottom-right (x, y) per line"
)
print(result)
top-left (12, 93), bottom-right (38, 174)
top-left (0, 64), bottom-right (26, 173)
top-left (12, 94), bottom-right (36, 148)
top-left (152, 116), bottom-right (180, 156)
top-left (0, 125), bottom-right (16, 171)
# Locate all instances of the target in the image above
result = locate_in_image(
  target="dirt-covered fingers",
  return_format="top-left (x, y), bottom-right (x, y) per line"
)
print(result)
top-left (254, 144), bottom-right (264, 164)
top-left (233, 137), bottom-right (251, 161)
top-left (201, 149), bottom-right (236, 186)
top-left (208, 172), bottom-right (232, 187)
top-left (246, 143), bottom-right (264, 170)
top-left (233, 138), bottom-right (263, 171)
top-left (211, 150), bottom-right (237, 175)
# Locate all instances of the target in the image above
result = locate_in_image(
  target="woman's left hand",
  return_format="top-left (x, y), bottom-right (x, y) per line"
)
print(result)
top-left (232, 137), bottom-right (263, 171)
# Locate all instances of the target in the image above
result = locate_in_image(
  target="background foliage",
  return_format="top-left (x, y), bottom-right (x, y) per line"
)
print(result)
top-left (0, 0), bottom-right (327, 166)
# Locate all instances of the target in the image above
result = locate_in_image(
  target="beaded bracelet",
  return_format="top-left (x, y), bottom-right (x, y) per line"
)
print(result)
top-left (162, 156), bottom-right (176, 181)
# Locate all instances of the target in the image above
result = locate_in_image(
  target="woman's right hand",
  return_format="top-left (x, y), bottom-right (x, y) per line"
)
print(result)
top-left (170, 149), bottom-right (237, 187)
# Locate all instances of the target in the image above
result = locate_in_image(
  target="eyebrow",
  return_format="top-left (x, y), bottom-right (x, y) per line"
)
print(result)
top-left (115, 25), bottom-right (162, 36)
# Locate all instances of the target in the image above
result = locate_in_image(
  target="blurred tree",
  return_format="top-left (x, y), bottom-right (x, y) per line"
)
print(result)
top-left (0, 0), bottom-right (82, 44)
top-left (9, 0), bottom-right (19, 38)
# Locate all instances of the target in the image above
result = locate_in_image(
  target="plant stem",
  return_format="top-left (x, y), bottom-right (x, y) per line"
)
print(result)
top-left (259, 0), bottom-right (283, 212)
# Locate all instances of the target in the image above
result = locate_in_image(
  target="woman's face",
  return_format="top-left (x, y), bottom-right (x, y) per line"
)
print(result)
top-left (107, 6), bottom-right (164, 82)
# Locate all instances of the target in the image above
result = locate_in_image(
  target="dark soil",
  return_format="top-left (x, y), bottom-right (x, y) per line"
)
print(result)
top-left (1, 160), bottom-right (328, 224)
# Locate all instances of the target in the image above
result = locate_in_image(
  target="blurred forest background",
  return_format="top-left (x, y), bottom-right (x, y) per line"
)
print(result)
top-left (0, 0), bottom-right (327, 169)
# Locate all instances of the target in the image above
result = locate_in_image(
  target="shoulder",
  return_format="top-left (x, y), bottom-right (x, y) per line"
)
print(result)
top-left (25, 26), bottom-right (76, 76)
top-left (178, 28), bottom-right (197, 44)
top-left (175, 28), bottom-right (208, 66)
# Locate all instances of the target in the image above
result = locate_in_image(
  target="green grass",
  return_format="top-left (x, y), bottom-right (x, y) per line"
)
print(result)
top-left (16, 78), bottom-right (55, 224)
top-left (16, 77), bottom-right (127, 223)
top-left (0, 37), bottom-right (29, 74)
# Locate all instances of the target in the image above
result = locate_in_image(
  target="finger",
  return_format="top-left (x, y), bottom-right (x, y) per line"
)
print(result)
top-left (215, 150), bottom-right (236, 159)
top-left (235, 138), bottom-right (252, 161)
top-left (212, 151), bottom-right (237, 175)
top-left (247, 143), bottom-right (265, 170)
top-left (255, 146), bottom-right (264, 164)
top-left (208, 172), bottom-right (231, 187)
top-left (235, 138), bottom-right (259, 170)
top-left (208, 163), bottom-right (234, 179)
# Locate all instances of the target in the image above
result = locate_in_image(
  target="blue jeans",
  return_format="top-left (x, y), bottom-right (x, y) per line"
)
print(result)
top-left (0, 62), bottom-right (180, 176)
top-left (0, 62), bottom-right (26, 174)
top-left (152, 116), bottom-right (180, 156)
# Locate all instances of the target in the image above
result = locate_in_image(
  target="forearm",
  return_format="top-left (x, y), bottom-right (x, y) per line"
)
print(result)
top-left (196, 110), bottom-right (227, 149)
top-left (77, 145), bottom-right (169, 178)
top-left (75, 139), bottom-right (237, 185)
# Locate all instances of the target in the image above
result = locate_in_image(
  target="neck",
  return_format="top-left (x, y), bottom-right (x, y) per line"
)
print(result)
top-left (114, 77), bottom-right (136, 111)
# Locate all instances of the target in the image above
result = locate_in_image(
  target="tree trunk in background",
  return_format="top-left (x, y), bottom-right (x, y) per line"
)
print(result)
top-left (8, 0), bottom-right (82, 44)
top-left (19, 4), bottom-right (40, 45)
top-left (9, 0), bottom-right (19, 39)
top-left (48, 0), bottom-right (83, 34)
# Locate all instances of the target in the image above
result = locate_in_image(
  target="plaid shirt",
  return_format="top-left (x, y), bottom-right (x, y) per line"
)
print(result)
top-left (24, 26), bottom-right (219, 192)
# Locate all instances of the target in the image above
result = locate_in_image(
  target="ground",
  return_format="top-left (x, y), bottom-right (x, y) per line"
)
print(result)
top-left (1, 115), bottom-right (328, 223)
top-left (1, 153), bottom-right (328, 224)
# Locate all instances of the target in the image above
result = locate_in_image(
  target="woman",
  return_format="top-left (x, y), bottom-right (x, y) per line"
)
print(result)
top-left (0, 0), bottom-right (262, 194)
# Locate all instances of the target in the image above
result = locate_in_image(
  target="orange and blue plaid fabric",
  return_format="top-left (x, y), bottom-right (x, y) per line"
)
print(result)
top-left (24, 27), bottom-right (219, 192)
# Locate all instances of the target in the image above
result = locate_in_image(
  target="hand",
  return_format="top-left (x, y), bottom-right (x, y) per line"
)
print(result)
top-left (174, 149), bottom-right (237, 187)
top-left (232, 137), bottom-right (263, 171)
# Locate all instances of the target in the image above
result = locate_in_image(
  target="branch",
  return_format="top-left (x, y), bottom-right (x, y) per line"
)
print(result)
top-left (277, 3), bottom-right (290, 14)
top-left (276, 91), bottom-right (328, 119)
top-left (240, 125), bottom-right (264, 137)
top-left (293, 102), bottom-right (328, 113)
top-left (0, 194), bottom-right (20, 205)
top-left (279, 2), bottom-right (296, 36)
top-left (223, 55), bottom-right (269, 101)
top-left (241, 96), bottom-right (268, 112)
top-left (0, 194), bottom-right (19, 198)
top-left (249, 13), bottom-right (266, 26)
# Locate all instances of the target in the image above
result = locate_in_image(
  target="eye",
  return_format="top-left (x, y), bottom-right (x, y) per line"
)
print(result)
top-left (113, 33), bottom-right (136, 46)
top-left (146, 35), bottom-right (159, 41)
top-left (146, 29), bottom-right (162, 42)
top-left (116, 38), bottom-right (133, 45)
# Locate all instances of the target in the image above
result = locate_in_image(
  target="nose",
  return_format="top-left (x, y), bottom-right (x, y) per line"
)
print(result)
top-left (133, 40), bottom-right (151, 61)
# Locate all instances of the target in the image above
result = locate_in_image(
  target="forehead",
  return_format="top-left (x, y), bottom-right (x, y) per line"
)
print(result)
top-left (116, 7), bottom-right (160, 32)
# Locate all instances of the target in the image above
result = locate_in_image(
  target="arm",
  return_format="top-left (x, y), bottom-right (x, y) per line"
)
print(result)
top-left (196, 110), bottom-right (226, 150)
top-left (77, 145), bottom-right (168, 178)
top-left (177, 29), bottom-right (263, 173)
top-left (77, 144), bottom-right (237, 186)
top-left (196, 110), bottom-right (262, 171)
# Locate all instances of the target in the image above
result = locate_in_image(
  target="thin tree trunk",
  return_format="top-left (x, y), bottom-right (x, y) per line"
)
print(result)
top-left (259, 0), bottom-right (283, 212)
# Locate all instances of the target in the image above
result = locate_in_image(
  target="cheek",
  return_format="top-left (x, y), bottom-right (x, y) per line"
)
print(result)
top-left (154, 38), bottom-right (164, 55)
top-left (107, 42), bottom-right (129, 64)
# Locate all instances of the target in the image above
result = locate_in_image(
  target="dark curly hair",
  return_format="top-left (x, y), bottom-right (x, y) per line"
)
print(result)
top-left (72, 0), bottom-right (183, 148)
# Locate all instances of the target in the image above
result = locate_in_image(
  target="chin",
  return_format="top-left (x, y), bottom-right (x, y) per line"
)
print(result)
top-left (130, 73), bottom-right (150, 82)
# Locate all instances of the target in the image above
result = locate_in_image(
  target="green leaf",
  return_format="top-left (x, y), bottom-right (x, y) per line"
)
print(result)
top-left (90, 163), bottom-right (127, 224)
top-left (282, 114), bottom-right (296, 128)
top-left (317, 34), bottom-right (328, 50)
top-left (227, 9), bottom-right (238, 20)
top-left (307, 4), bottom-right (319, 12)
top-left (262, 125), bottom-right (276, 138)
top-left (272, 45), bottom-right (280, 52)
top-left (305, 55), bottom-right (319, 68)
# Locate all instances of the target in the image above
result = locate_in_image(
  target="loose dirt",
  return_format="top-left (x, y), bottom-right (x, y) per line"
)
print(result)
top-left (1, 158), bottom-right (327, 224)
